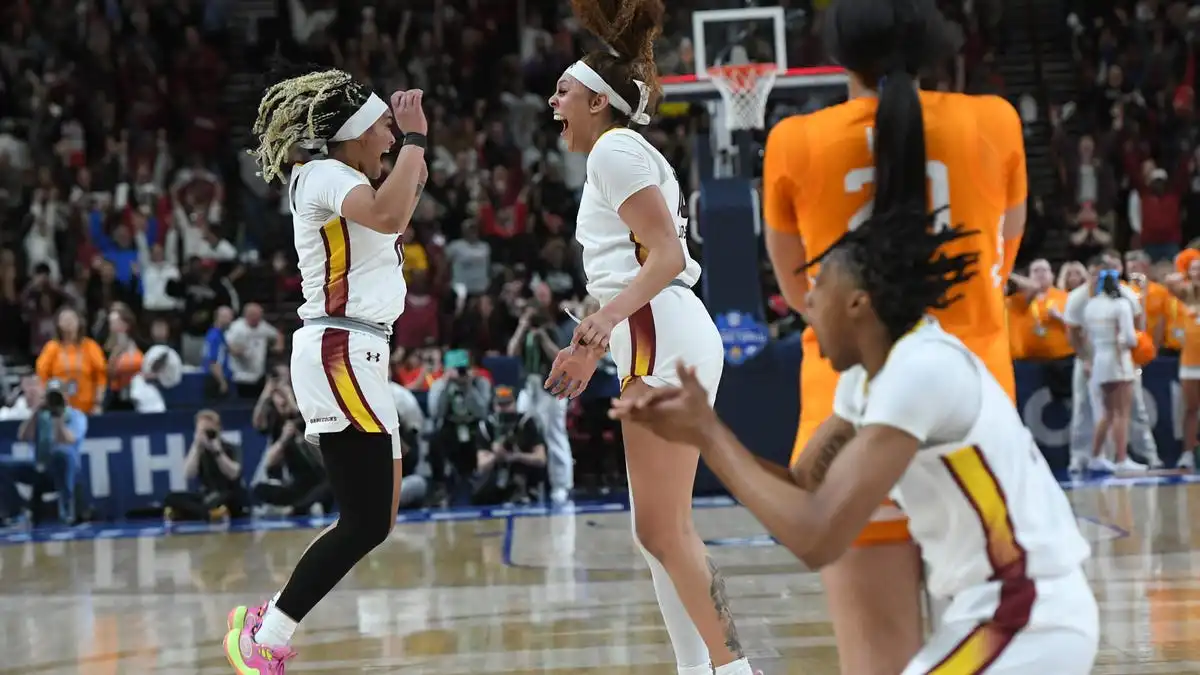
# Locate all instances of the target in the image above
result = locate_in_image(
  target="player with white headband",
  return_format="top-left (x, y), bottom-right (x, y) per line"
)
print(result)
top-left (222, 63), bottom-right (428, 674)
top-left (544, 1), bottom-right (756, 673)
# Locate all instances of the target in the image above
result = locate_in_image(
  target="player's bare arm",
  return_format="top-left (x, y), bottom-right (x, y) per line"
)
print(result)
top-left (341, 90), bottom-right (428, 235)
top-left (612, 363), bottom-right (916, 569)
top-left (789, 414), bottom-right (856, 491)
top-left (765, 227), bottom-right (809, 316)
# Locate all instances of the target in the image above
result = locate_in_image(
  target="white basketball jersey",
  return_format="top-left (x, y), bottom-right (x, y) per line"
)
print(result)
top-left (834, 320), bottom-right (1090, 600)
top-left (290, 159), bottom-right (407, 326)
top-left (576, 129), bottom-right (701, 304)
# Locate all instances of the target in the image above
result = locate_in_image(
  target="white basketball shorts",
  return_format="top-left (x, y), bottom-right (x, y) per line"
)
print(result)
top-left (608, 285), bottom-right (724, 404)
top-left (903, 570), bottom-right (1098, 674)
top-left (291, 324), bottom-right (401, 458)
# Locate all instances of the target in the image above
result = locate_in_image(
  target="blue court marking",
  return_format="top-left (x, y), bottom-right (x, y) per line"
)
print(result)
top-left (0, 472), bottom-right (1187, 547)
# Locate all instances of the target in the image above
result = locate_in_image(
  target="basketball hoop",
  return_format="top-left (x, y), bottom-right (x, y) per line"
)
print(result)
top-left (707, 63), bottom-right (778, 131)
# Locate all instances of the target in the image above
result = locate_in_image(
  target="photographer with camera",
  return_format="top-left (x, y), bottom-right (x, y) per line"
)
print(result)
top-left (507, 286), bottom-right (573, 505)
top-left (0, 379), bottom-right (88, 525)
top-left (253, 416), bottom-right (332, 517)
top-left (472, 386), bottom-right (548, 505)
top-left (427, 349), bottom-right (492, 503)
top-left (164, 410), bottom-right (246, 521)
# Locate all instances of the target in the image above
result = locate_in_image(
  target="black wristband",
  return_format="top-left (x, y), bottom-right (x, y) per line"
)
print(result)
top-left (401, 132), bottom-right (427, 149)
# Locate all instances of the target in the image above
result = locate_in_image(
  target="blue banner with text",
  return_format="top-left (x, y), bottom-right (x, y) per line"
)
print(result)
top-left (0, 351), bottom-right (1188, 518)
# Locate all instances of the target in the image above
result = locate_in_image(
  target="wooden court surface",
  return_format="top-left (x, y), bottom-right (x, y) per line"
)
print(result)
top-left (1, 477), bottom-right (1199, 674)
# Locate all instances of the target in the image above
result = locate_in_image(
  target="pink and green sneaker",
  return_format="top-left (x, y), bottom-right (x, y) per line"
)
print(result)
top-left (223, 603), bottom-right (296, 674)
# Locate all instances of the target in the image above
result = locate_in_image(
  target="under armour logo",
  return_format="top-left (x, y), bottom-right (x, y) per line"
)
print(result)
top-left (366, 352), bottom-right (381, 362)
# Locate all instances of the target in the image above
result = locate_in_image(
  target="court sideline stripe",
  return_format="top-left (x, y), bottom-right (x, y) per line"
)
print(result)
top-left (0, 473), bottom-right (1191, 546)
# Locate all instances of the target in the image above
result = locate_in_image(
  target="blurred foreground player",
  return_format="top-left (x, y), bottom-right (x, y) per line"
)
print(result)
top-left (762, 0), bottom-right (1028, 670)
top-left (614, 208), bottom-right (1097, 675)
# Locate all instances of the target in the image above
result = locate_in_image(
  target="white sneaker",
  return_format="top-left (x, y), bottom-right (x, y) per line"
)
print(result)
top-left (1088, 456), bottom-right (1117, 473)
top-left (1069, 455), bottom-right (1089, 474)
top-left (550, 488), bottom-right (571, 506)
top-left (1147, 457), bottom-right (1165, 469)
top-left (1178, 452), bottom-right (1195, 470)
top-left (1116, 458), bottom-right (1148, 472)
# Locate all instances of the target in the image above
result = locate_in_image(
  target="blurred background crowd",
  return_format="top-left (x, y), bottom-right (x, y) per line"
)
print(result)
top-left (2, 0), bottom-right (1200, 521)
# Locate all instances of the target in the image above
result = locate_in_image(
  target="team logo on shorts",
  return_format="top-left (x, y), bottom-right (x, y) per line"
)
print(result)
top-left (714, 310), bottom-right (769, 366)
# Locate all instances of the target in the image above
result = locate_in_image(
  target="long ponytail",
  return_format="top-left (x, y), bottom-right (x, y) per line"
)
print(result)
top-left (873, 68), bottom-right (927, 215)
top-left (825, 0), bottom-right (956, 215)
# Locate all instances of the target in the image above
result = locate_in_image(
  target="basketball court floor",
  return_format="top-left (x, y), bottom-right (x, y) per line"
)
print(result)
top-left (0, 474), bottom-right (1197, 674)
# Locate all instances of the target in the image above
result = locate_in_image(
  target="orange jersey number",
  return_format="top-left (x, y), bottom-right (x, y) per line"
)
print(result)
top-left (764, 91), bottom-right (1027, 342)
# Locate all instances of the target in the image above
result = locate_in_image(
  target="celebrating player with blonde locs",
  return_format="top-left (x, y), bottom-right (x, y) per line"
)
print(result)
top-left (542, 1), bottom-right (756, 673)
top-left (222, 62), bottom-right (428, 675)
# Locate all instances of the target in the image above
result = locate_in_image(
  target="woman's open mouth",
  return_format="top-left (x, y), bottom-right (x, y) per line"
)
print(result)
top-left (554, 112), bottom-right (568, 137)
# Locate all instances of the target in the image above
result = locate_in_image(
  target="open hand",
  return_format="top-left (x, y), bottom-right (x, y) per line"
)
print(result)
top-left (608, 362), bottom-right (719, 446)
top-left (544, 345), bottom-right (601, 399)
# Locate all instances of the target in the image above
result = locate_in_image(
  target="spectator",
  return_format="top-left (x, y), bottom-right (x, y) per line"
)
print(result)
top-left (0, 375), bottom-right (42, 422)
top-left (1130, 164), bottom-right (1186, 262)
top-left (169, 258), bottom-right (234, 365)
top-left (1008, 259), bottom-right (1074, 362)
top-left (225, 303), bottom-right (283, 398)
top-left (1, 380), bottom-right (89, 525)
top-left (427, 349), bottom-right (493, 503)
top-left (19, 264), bottom-right (67, 358)
top-left (394, 270), bottom-right (440, 350)
top-left (392, 347), bottom-right (442, 392)
top-left (84, 258), bottom-right (142, 333)
top-left (251, 369), bottom-right (300, 447)
top-left (128, 319), bottom-right (181, 414)
top-left (0, 249), bottom-right (23, 357)
top-left (253, 417), bottom-right (332, 517)
top-left (472, 385), bottom-right (547, 505)
top-left (203, 306), bottom-right (234, 399)
top-left (507, 288), bottom-right (573, 504)
top-left (35, 307), bottom-right (106, 416)
top-left (103, 303), bottom-right (144, 411)
top-left (135, 219), bottom-right (183, 318)
top-left (165, 410), bottom-right (246, 522)
top-left (445, 221), bottom-right (492, 295)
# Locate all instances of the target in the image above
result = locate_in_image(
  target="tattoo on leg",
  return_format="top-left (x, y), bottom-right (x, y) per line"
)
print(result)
top-left (706, 555), bottom-right (744, 658)
top-left (415, 181), bottom-right (426, 201)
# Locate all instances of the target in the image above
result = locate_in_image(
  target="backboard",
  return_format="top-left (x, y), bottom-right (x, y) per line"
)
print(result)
top-left (659, 6), bottom-right (848, 178)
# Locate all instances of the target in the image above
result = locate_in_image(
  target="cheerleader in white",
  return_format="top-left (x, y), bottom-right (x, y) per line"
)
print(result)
top-left (1083, 269), bottom-right (1140, 472)
top-left (541, 0), bottom-right (754, 673)
top-left (614, 209), bottom-right (1098, 675)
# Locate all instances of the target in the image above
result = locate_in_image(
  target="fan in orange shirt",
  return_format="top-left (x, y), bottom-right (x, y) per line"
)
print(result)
top-left (1127, 250), bottom-right (1185, 350)
top-left (1175, 262), bottom-right (1200, 468)
top-left (35, 307), bottom-right (107, 415)
top-left (762, 1), bottom-right (1027, 672)
top-left (1008, 259), bottom-right (1073, 361)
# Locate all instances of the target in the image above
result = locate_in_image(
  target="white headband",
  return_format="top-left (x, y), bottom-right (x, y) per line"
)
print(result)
top-left (300, 92), bottom-right (389, 152)
top-left (565, 61), bottom-right (651, 125)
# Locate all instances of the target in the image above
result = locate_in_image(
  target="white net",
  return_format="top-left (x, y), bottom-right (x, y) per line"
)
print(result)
top-left (708, 64), bottom-right (778, 131)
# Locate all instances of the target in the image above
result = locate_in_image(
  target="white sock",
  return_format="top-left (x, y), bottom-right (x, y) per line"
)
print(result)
top-left (678, 664), bottom-right (712, 675)
top-left (269, 591), bottom-right (281, 609)
top-left (255, 606), bottom-right (298, 647)
top-left (633, 533), bottom-right (710, 671)
top-left (714, 658), bottom-right (753, 675)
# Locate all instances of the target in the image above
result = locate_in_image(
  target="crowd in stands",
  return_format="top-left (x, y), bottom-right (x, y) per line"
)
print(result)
top-left (13, 0), bottom-right (1161, 524)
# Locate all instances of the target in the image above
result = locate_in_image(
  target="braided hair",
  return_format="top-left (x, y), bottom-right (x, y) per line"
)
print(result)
top-left (804, 206), bottom-right (979, 342)
top-left (251, 64), bottom-right (374, 183)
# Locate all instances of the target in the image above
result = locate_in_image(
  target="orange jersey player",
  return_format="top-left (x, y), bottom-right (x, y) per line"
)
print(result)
top-left (765, 91), bottom-right (1027, 469)
top-left (761, 2), bottom-right (1028, 672)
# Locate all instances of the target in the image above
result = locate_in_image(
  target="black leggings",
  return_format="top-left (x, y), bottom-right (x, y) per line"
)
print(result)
top-left (273, 428), bottom-right (395, 622)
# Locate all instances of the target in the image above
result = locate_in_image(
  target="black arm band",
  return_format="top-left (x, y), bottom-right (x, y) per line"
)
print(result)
top-left (401, 132), bottom-right (427, 149)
